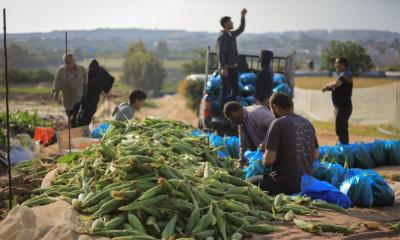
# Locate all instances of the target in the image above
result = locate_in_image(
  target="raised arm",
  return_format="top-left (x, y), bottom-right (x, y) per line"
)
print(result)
top-left (231, 9), bottom-right (247, 37)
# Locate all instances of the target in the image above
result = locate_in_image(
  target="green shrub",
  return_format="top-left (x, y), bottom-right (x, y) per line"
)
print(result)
top-left (0, 68), bottom-right (53, 84)
top-left (178, 79), bottom-right (204, 113)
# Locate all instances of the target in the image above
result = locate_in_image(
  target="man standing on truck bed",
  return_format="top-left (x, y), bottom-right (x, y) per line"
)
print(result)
top-left (223, 101), bottom-right (275, 168)
top-left (322, 57), bottom-right (353, 144)
top-left (217, 8), bottom-right (247, 110)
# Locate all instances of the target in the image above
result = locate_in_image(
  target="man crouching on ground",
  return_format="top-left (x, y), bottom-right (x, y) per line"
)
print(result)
top-left (248, 92), bottom-right (319, 195)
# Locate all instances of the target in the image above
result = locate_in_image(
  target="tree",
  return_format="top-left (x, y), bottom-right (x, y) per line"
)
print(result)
top-left (123, 42), bottom-right (166, 95)
top-left (321, 41), bottom-right (373, 75)
top-left (0, 44), bottom-right (39, 68)
top-left (182, 48), bottom-right (206, 76)
top-left (155, 41), bottom-right (169, 59)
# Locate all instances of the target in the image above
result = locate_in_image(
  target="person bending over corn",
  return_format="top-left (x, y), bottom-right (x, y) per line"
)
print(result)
top-left (248, 92), bottom-right (319, 195)
top-left (223, 101), bottom-right (275, 168)
top-left (112, 89), bottom-right (147, 121)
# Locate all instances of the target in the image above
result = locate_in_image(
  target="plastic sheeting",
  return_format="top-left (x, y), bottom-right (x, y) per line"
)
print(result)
top-left (294, 82), bottom-right (400, 129)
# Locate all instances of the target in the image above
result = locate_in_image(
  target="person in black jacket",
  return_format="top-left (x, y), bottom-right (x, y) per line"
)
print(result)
top-left (255, 50), bottom-right (274, 105)
top-left (322, 57), bottom-right (353, 144)
top-left (76, 59), bottom-right (114, 126)
top-left (217, 8), bottom-right (247, 110)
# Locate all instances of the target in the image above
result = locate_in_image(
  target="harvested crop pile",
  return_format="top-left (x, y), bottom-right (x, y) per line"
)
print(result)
top-left (0, 157), bottom-right (56, 219)
top-left (21, 118), bottom-right (350, 239)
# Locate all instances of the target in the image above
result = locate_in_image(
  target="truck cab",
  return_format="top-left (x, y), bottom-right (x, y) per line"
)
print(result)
top-left (198, 47), bottom-right (295, 135)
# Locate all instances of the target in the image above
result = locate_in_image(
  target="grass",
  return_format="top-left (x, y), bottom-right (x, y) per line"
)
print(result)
top-left (163, 59), bottom-right (190, 69)
top-left (296, 77), bottom-right (398, 90)
top-left (0, 86), bottom-right (52, 94)
top-left (312, 120), bottom-right (400, 140)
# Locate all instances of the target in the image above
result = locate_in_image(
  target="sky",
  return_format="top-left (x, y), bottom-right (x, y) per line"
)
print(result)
top-left (2, 0), bottom-right (400, 34)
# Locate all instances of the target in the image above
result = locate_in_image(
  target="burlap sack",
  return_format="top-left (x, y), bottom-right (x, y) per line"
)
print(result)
top-left (0, 200), bottom-right (107, 240)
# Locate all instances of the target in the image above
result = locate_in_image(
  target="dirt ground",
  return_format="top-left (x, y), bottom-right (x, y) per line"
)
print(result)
top-left (1, 94), bottom-right (400, 239)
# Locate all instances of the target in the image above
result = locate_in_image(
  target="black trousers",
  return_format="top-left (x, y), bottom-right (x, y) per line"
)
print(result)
top-left (247, 174), bottom-right (300, 195)
top-left (76, 97), bottom-right (100, 127)
top-left (334, 105), bottom-right (352, 144)
top-left (221, 67), bottom-right (239, 110)
top-left (65, 103), bottom-right (81, 128)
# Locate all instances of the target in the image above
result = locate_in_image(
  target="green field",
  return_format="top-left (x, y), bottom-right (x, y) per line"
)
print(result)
top-left (0, 86), bottom-right (52, 94)
top-left (163, 59), bottom-right (190, 69)
top-left (296, 77), bottom-right (398, 90)
top-left (312, 120), bottom-right (400, 139)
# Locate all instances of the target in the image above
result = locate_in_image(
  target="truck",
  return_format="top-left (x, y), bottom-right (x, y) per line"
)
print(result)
top-left (198, 47), bottom-right (296, 135)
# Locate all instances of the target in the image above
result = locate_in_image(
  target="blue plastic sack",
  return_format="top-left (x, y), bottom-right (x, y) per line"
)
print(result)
top-left (239, 100), bottom-right (249, 107)
top-left (206, 75), bottom-right (222, 96)
top-left (383, 140), bottom-right (400, 165)
top-left (273, 83), bottom-right (291, 96)
top-left (272, 73), bottom-right (284, 87)
top-left (238, 81), bottom-right (245, 95)
top-left (239, 72), bottom-right (256, 85)
top-left (245, 95), bottom-right (256, 105)
top-left (10, 145), bottom-right (36, 166)
top-left (351, 143), bottom-right (375, 169)
top-left (340, 169), bottom-right (395, 207)
top-left (216, 150), bottom-right (228, 159)
top-left (301, 174), bottom-right (351, 208)
top-left (242, 84), bottom-right (255, 97)
top-left (225, 136), bottom-right (240, 159)
top-left (208, 133), bottom-right (225, 148)
top-left (366, 140), bottom-right (386, 166)
top-left (335, 144), bottom-right (354, 168)
top-left (312, 160), bottom-right (328, 180)
top-left (340, 173), bottom-right (374, 207)
top-left (92, 122), bottom-right (110, 138)
top-left (192, 129), bottom-right (205, 137)
top-left (318, 146), bottom-right (336, 161)
top-left (313, 161), bottom-right (347, 187)
top-left (243, 150), bottom-right (269, 179)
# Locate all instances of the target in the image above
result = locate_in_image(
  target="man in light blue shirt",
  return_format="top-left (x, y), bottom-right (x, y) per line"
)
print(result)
top-left (112, 90), bottom-right (147, 121)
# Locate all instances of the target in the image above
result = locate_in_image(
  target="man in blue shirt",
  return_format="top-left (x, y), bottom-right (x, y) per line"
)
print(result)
top-left (322, 57), bottom-right (353, 144)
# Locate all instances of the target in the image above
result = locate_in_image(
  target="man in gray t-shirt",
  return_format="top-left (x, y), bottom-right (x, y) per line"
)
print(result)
top-left (112, 90), bottom-right (147, 121)
top-left (248, 92), bottom-right (319, 195)
top-left (223, 101), bottom-right (274, 167)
